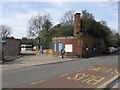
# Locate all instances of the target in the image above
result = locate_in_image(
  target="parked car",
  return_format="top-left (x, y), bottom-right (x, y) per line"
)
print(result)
top-left (33, 46), bottom-right (37, 51)
top-left (117, 47), bottom-right (120, 51)
top-left (105, 47), bottom-right (115, 54)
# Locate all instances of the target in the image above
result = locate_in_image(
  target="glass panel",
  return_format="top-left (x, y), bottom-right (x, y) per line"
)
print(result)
top-left (58, 42), bottom-right (62, 52)
top-left (54, 43), bottom-right (56, 51)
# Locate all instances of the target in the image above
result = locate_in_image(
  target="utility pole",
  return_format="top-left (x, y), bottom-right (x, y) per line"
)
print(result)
top-left (0, 33), bottom-right (2, 90)
top-left (0, 37), bottom-right (2, 61)
top-left (0, 1), bottom-right (2, 90)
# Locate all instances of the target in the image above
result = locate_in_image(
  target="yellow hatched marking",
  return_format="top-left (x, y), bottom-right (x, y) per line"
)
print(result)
top-left (31, 80), bottom-right (47, 85)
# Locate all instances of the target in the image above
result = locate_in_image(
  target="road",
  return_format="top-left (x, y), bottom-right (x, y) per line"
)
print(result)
top-left (2, 54), bottom-right (119, 88)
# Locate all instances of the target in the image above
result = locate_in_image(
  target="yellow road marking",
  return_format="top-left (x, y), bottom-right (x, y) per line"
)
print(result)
top-left (58, 73), bottom-right (70, 77)
top-left (30, 65), bottom-right (119, 88)
top-left (67, 73), bottom-right (105, 85)
top-left (31, 80), bottom-right (47, 85)
top-left (31, 73), bottom-right (70, 85)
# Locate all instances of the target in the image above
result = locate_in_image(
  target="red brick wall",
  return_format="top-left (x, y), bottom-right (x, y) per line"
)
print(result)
top-left (52, 37), bottom-right (83, 57)
top-left (74, 13), bottom-right (81, 37)
top-left (82, 35), bottom-right (105, 57)
top-left (52, 35), bottom-right (106, 58)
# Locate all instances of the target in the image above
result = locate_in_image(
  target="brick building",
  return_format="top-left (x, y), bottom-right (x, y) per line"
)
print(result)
top-left (52, 13), bottom-right (105, 58)
top-left (3, 39), bottom-right (21, 59)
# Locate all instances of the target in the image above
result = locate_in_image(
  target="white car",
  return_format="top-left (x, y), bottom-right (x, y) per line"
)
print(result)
top-left (106, 47), bottom-right (115, 54)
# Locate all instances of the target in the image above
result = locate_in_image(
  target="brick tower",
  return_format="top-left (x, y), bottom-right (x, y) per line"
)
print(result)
top-left (74, 13), bottom-right (81, 37)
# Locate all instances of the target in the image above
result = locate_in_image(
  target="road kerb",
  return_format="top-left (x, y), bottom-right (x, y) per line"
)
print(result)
top-left (97, 72), bottom-right (120, 88)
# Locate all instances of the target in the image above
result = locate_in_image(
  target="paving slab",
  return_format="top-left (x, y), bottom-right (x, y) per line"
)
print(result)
top-left (21, 64), bottom-right (120, 88)
top-left (2, 51), bottom-right (75, 71)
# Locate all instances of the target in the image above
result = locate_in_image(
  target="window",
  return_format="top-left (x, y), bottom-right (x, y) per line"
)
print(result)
top-left (58, 42), bottom-right (62, 52)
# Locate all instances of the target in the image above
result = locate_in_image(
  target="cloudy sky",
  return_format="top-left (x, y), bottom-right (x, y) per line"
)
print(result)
top-left (0, 0), bottom-right (118, 38)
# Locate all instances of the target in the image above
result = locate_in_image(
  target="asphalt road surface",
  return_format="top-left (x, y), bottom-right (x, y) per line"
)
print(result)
top-left (2, 54), bottom-right (119, 88)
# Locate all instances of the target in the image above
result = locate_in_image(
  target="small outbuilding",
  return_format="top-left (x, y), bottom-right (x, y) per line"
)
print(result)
top-left (2, 39), bottom-right (21, 60)
top-left (52, 13), bottom-right (105, 58)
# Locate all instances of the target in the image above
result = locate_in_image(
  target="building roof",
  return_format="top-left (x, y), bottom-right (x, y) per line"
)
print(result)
top-left (52, 36), bottom-right (77, 40)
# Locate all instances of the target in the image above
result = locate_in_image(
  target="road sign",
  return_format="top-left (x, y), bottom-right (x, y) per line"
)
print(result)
top-left (65, 44), bottom-right (73, 52)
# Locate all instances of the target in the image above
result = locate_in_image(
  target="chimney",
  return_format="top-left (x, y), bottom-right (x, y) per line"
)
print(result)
top-left (74, 13), bottom-right (81, 37)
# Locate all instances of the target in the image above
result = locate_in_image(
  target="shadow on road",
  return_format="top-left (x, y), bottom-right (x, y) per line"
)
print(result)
top-left (21, 53), bottom-right (36, 56)
top-left (83, 51), bottom-right (120, 59)
top-left (2, 51), bottom-right (37, 65)
top-left (105, 51), bottom-right (120, 56)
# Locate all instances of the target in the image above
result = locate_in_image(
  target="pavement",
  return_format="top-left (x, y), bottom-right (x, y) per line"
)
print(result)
top-left (2, 51), bottom-right (76, 71)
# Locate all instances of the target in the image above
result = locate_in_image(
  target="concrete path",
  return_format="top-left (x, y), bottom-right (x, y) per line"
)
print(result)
top-left (2, 51), bottom-right (76, 71)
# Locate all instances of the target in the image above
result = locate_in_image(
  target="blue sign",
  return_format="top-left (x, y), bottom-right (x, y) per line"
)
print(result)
top-left (40, 45), bottom-right (43, 53)
top-left (54, 43), bottom-right (56, 51)
top-left (58, 42), bottom-right (62, 52)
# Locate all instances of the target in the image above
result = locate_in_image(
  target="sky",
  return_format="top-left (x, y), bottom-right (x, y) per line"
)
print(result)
top-left (0, 0), bottom-right (118, 39)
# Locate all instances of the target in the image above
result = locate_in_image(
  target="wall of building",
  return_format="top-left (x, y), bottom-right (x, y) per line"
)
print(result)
top-left (82, 35), bottom-right (106, 57)
top-left (52, 37), bottom-right (83, 57)
top-left (52, 35), bottom-right (105, 58)
top-left (3, 40), bottom-right (21, 57)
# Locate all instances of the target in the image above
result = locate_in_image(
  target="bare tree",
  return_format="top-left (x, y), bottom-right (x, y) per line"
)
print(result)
top-left (0, 24), bottom-right (12, 39)
top-left (61, 10), bottom-right (75, 26)
top-left (108, 0), bottom-right (119, 5)
top-left (103, 0), bottom-right (120, 13)
top-left (27, 14), bottom-right (52, 37)
top-left (27, 15), bottom-right (43, 38)
top-left (27, 14), bottom-right (52, 48)
top-left (42, 14), bottom-right (52, 32)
